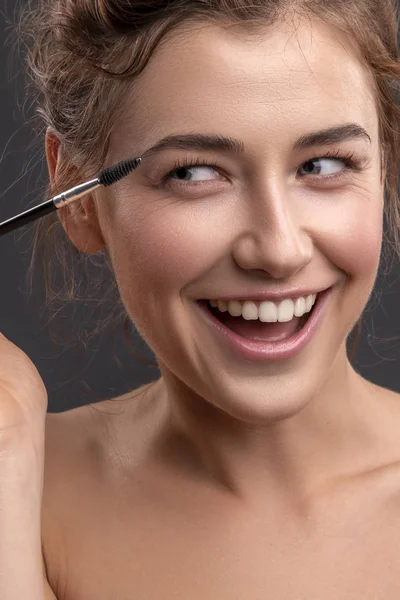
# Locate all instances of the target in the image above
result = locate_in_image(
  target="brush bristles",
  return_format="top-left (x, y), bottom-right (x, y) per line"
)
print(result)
top-left (98, 157), bottom-right (142, 187)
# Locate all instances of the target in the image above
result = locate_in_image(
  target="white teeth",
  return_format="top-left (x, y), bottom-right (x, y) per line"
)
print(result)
top-left (217, 300), bottom-right (228, 312)
top-left (208, 294), bottom-right (317, 322)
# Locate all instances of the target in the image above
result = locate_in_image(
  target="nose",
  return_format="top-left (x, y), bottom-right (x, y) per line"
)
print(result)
top-left (231, 181), bottom-right (313, 279)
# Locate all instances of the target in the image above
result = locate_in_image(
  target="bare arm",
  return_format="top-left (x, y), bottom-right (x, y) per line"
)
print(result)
top-left (0, 426), bottom-right (50, 600)
top-left (0, 330), bottom-right (52, 599)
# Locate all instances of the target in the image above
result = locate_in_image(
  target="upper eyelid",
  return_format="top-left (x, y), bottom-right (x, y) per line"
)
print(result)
top-left (171, 150), bottom-right (359, 167)
top-left (145, 148), bottom-right (371, 187)
top-left (165, 152), bottom-right (360, 175)
top-left (157, 154), bottom-right (372, 191)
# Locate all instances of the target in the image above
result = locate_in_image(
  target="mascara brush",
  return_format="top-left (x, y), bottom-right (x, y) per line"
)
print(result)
top-left (0, 156), bottom-right (142, 238)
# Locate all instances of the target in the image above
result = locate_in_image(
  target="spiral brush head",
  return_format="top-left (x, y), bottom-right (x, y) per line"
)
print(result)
top-left (98, 157), bottom-right (142, 187)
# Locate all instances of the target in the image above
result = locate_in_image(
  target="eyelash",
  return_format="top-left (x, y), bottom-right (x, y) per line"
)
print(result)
top-left (160, 149), bottom-right (365, 186)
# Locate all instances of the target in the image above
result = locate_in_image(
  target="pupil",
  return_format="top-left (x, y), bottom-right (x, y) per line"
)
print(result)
top-left (303, 160), bottom-right (320, 174)
top-left (176, 168), bottom-right (190, 180)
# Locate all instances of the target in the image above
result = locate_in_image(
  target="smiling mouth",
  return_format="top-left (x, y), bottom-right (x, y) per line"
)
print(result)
top-left (198, 299), bottom-right (314, 342)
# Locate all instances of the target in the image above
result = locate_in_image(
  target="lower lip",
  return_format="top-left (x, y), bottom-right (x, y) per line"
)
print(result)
top-left (194, 286), bottom-right (334, 362)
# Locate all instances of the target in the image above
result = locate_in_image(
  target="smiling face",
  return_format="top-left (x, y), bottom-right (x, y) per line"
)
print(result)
top-left (56, 15), bottom-right (385, 422)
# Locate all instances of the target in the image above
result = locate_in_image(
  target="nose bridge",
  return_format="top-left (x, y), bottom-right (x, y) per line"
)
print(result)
top-left (232, 179), bottom-right (313, 277)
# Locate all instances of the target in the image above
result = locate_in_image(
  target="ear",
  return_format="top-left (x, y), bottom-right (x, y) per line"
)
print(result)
top-left (45, 127), bottom-right (106, 254)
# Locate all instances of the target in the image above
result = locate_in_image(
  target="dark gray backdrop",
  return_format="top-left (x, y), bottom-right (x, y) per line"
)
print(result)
top-left (0, 1), bottom-right (399, 413)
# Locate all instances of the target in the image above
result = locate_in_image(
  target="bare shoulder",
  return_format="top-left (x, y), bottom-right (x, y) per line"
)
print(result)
top-left (43, 380), bottom-right (161, 463)
top-left (41, 403), bottom-right (105, 599)
top-left (359, 379), bottom-right (400, 491)
top-left (368, 379), bottom-right (400, 415)
top-left (41, 381), bottom-right (162, 599)
top-left (42, 380), bottom-right (164, 510)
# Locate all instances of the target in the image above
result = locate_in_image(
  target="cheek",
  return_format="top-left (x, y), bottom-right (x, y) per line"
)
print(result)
top-left (313, 188), bottom-right (384, 332)
top-left (105, 183), bottom-right (384, 326)
top-left (111, 197), bottom-right (384, 280)
top-left (325, 195), bottom-right (383, 282)
top-left (107, 199), bottom-right (226, 302)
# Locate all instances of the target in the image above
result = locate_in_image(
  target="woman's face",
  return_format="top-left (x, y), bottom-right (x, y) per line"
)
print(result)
top-left (69, 16), bottom-right (385, 421)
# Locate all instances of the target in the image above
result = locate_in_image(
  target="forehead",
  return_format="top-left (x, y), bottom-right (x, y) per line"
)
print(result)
top-left (114, 16), bottom-right (378, 155)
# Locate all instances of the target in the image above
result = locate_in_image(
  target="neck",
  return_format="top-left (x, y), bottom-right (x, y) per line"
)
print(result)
top-left (154, 349), bottom-right (386, 514)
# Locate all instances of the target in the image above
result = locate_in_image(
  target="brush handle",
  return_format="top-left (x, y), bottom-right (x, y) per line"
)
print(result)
top-left (0, 179), bottom-right (101, 237)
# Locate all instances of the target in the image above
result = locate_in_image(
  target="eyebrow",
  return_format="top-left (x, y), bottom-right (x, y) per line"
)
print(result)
top-left (140, 123), bottom-right (371, 159)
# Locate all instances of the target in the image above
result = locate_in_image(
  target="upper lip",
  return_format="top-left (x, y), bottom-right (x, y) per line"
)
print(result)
top-left (202, 285), bottom-right (333, 303)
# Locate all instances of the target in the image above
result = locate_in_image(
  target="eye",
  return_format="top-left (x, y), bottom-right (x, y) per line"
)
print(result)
top-left (299, 157), bottom-right (347, 177)
top-left (167, 158), bottom-right (347, 182)
top-left (169, 165), bottom-right (219, 182)
top-left (158, 149), bottom-right (366, 189)
top-left (163, 158), bottom-right (221, 184)
top-left (296, 149), bottom-right (368, 182)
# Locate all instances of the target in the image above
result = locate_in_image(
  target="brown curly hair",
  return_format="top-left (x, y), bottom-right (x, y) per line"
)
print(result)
top-left (11, 0), bottom-right (400, 398)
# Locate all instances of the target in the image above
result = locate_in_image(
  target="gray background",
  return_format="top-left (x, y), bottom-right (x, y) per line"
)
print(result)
top-left (0, 1), bottom-right (399, 413)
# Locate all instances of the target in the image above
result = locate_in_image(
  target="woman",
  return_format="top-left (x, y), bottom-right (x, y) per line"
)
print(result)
top-left (2, 0), bottom-right (400, 598)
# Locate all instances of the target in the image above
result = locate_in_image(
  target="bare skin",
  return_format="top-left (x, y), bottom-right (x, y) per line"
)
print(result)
top-left (41, 376), bottom-right (400, 600)
top-left (41, 14), bottom-right (400, 599)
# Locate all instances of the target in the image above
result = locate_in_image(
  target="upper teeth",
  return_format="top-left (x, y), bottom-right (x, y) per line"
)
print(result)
top-left (208, 294), bottom-right (317, 323)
